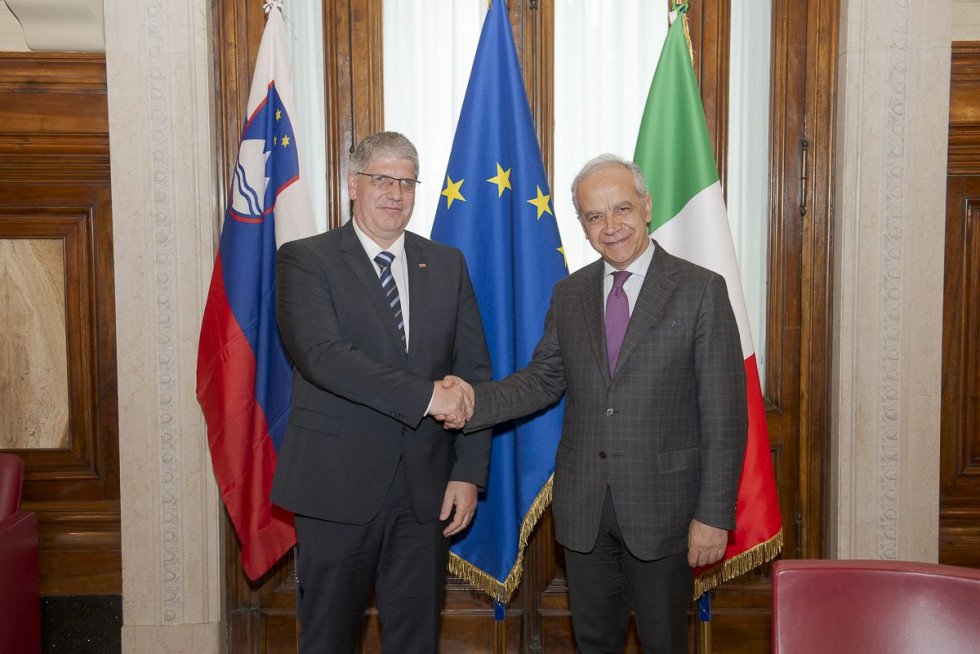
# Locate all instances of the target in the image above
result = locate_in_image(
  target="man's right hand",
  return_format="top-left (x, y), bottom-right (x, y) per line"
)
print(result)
top-left (428, 377), bottom-right (473, 428)
top-left (430, 375), bottom-right (475, 429)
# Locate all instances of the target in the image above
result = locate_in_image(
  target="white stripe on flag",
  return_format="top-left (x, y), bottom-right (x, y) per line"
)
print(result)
top-left (652, 180), bottom-right (755, 358)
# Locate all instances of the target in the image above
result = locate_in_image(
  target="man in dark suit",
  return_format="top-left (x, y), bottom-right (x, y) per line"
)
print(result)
top-left (271, 131), bottom-right (491, 653)
top-left (443, 154), bottom-right (747, 653)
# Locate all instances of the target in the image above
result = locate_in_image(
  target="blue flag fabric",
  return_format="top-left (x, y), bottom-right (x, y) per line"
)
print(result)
top-left (431, 0), bottom-right (567, 603)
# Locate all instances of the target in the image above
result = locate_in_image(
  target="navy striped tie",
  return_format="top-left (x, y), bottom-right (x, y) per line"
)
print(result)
top-left (374, 251), bottom-right (406, 351)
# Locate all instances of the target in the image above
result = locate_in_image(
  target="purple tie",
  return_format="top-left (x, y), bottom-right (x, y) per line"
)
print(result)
top-left (605, 270), bottom-right (632, 374)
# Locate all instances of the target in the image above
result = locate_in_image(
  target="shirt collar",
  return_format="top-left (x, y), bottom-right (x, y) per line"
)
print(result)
top-left (602, 236), bottom-right (656, 279)
top-left (351, 217), bottom-right (406, 264)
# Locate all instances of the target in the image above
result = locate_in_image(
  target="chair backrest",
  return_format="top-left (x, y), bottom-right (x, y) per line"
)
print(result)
top-left (0, 453), bottom-right (25, 521)
top-left (772, 559), bottom-right (980, 654)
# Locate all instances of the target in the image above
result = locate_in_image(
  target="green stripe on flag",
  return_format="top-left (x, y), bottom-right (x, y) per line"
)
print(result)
top-left (634, 15), bottom-right (719, 232)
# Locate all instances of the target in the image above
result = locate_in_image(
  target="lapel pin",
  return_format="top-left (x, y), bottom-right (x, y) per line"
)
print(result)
top-left (418, 263), bottom-right (428, 269)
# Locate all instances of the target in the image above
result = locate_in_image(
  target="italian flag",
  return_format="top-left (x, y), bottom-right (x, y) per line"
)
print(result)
top-left (634, 7), bottom-right (783, 598)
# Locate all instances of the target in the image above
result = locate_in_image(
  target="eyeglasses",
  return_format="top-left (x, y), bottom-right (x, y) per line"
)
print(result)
top-left (355, 172), bottom-right (420, 193)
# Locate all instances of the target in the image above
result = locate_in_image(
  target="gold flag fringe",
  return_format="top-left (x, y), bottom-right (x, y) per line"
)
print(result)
top-left (693, 528), bottom-right (784, 599)
top-left (448, 475), bottom-right (555, 604)
top-left (449, 476), bottom-right (782, 604)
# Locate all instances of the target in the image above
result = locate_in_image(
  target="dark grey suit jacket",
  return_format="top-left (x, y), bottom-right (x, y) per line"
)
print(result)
top-left (271, 220), bottom-right (492, 525)
top-left (469, 242), bottom-right (747, 559)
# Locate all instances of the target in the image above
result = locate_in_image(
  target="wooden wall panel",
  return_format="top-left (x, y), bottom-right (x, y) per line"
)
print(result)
top-left (0, 53), bottom-right (120, 596)
top-left (941, 42), bottom-right (980, 568)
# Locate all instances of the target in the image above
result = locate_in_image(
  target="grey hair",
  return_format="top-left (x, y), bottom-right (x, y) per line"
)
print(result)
top-left (570, 153), bottom-right (650, 217)
top-left (350, 131), bottom-right (419, 178)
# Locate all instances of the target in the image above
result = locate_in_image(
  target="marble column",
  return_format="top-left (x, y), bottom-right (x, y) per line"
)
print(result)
top-left (831, 0), bottom-right (951, 560)
top-left (103, 0), bottom-right (224, 651)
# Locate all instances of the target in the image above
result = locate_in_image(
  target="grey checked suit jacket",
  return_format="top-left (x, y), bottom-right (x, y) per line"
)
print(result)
top-left (271, 221), bottom-right (492, 525)
top-left (469, 242), bottom-right (747, 559)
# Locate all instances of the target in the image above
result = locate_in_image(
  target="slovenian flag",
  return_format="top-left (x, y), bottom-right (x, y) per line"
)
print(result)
top-left (196, 2), bottom-right (317, 581)
top-left (634, 5), bottom-right (783, 597)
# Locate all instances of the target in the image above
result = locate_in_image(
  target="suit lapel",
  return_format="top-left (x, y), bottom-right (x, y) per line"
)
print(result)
top-left (339, 222), bottom-right (407, 358)
top-left (579, 261), bottom-right (611, 385)
top-left (614, 244), bottom-right (677, 375)
top-left (404, 235), bottom-right (429, 360)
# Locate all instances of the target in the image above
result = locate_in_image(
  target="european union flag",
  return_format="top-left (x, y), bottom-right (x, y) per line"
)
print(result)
top-left (431, 0), bottom-right (567, 604)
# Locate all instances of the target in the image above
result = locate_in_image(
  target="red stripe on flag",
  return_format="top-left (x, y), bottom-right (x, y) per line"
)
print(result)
top-left (731, 355), bottom-right (781, 547)
top-left (197, 254), bottom-right (295, 580)
top-left (695, 353), bottom-right (782, 586)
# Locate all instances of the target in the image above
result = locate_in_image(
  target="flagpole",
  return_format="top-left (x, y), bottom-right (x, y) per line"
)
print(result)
top-left (493, 601), bottom-right (506, 654)
top-left (678, 3), bottom-right (711, 645)
top-left (698, 621), bottom-right (711, 654)
top-left (494, 622), bottom-right (505, 654)
top-left (697, 593), bottom-right (712, 654)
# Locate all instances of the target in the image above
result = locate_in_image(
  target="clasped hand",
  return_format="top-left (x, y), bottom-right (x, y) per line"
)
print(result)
top-left (427, 375), bottom-right (474, 429)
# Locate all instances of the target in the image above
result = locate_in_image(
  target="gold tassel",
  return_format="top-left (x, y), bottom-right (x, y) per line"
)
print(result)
top-left (693, 529), bottom-right (784, 599)
top-left (449, 478), bottom-right (783, 603)
top-left (448, 476), bottom-right (555, 604)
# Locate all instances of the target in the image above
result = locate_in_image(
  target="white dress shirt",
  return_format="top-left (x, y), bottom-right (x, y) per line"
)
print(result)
top-left (602, 237), bottom-right (656, 318)
top-left (351, 217), bottom-right (411, 350)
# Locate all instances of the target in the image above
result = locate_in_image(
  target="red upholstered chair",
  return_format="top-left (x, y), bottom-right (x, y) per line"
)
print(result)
top-left (0, 453), bottom-right (41, 654)
top-left (772, 558), bottom-right (980, 654)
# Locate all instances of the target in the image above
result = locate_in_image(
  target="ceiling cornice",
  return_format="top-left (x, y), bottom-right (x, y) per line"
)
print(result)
top-left (5, 0), bottom-right (104, 52)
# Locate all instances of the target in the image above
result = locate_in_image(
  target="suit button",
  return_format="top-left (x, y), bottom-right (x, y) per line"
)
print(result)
top-left (599, 451), bottom-right (607, 459)
top-left (605, 408), bottom-right (614, 416)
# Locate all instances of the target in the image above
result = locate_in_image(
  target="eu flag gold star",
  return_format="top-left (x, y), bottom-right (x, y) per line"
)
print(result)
top-left (276, 109), bottom-right (282, 121)
top-left (558, 246), bottom-right (567, 268)
top-left (441, 176), bottom-right (465, 209)
top-left (527, 186), bottom-right (553, 219)
top-left (281, 135), bottom-right (291, 147)
top-left (487, 163), bottom-right (512, 197)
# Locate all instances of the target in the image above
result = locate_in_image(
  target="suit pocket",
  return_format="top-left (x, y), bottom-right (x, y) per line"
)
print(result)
top-left (654, 447), bottom-right (698, 473)
top-left (645, 317), bottom-right (691, 340)
top-left (287, 407), bottom-right (344, 436)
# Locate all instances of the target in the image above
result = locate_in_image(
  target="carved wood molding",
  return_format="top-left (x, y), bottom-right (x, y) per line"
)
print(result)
top-left (509, 0), bottom-right (555, 184)
top-left (763, 0), bottom-right (837, 564)
top-left (950, 43), bottom-right (980, 175)
top-left (0, 49), bottom-right (118, 596)
top-left (941, 189), bottom-right (980, 565)
top-left (0, 52), bottom-right (106, 90)
top-left (322, 1), bottom-right (355, 229)
top-left (941, 42), bottom-right (980, 567)
top-left (686, 0), bottom-right (731, 184)
top-left (0, 191), bottom-right (119, 594)
top-left (0, 53), bottom-right (110, 182)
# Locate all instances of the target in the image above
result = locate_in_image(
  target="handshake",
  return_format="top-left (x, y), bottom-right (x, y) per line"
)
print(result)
top-left (428, 375), bottom-right (475, 430)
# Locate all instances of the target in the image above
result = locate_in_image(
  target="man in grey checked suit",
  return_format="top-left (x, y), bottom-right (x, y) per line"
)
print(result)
top-left (442, 154), bottom-right (747, 653)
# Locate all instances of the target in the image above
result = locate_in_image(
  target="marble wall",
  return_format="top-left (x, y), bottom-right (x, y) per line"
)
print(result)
top-left (103, 0), bottom-right (224, 651)
top-left (831, 0), bottom-right (952, 560)
top-left (0, 239), bottom-right (69, 450)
